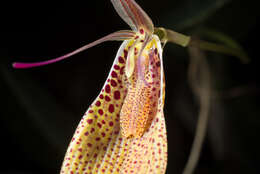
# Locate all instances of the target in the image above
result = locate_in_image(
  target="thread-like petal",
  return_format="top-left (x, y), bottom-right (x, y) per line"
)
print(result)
top-left (12, 30), bottom-right (135, 69)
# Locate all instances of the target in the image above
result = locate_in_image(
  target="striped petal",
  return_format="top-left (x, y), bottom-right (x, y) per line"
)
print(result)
top-left (60, 35), bottom-right (167, 174)
top-left (12, 30), bottom-right (135, 69)
top-left (111, 0), bottom-right (154, 33)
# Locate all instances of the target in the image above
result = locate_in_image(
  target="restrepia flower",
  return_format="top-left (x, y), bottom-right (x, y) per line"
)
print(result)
top-left (13, 0), bottom-right (167, 173)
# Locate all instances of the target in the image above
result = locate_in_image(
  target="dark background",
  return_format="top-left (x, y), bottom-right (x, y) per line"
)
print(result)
top-left (1, 0), bottom-right (259, 173)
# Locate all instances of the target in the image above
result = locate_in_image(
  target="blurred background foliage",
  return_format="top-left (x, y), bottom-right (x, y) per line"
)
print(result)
top-left (0, 0), bottom-right (259, 173)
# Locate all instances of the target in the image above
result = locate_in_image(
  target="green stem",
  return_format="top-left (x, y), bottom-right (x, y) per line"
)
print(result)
top-left (189, 38), bottom-right (250, 63)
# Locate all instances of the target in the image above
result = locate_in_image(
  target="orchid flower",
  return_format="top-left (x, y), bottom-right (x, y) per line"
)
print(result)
top-left (13, 0), bottom-right (167, 173)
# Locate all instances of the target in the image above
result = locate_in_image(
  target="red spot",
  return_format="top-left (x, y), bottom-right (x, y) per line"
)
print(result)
top-left (78, 155), bottom-right (82, 159)
top-left (124, 50), bottom-right (128, 58)
top-left (118, 56), bottom-right (125, 63)
top-left (111, 71), bottom-right (118, 78)
top-left (98, 109), bottom-right (104, 115)
top-left (95, 101), bottom-right (101, 106)
top-left (101, 120), bottom-right (106, 124)
top-left (99, 94), bottom-right (104, 99)
top-left (87, 143), bottom-right (92, 147)
top-left (87, 119), bottom-right (93, 124)
top-left (109, 121), bottom-right (114, 127)
top-left (108, 104), bottom-right (114, 113)
top-left (101, 132), bottom-right (106, 137)
top-left (120, 66), bottom-right (125, 75)
top-left (97, 123), bottom-right (102, 128)
top-left (156, 61), bottom-right (160, 67)
top-left (78, 148), bottom-right (82, 152)
top-left (140, 28), bottom-right (144, 34)
top-left (105, 96), bottom-right (111, 102)
top-left (89, 110), bottom-right (93, 113)
top-left (105, 84), bottom-right (111, 93)
top-left (90, 128), bottom-right (95, 133)
top-left (114, 64), bottom-right (120, 70)
top-left (94, 153), bottom-right (98, 158)
top-left (96, 137), bottom-right (101, 141)
top-left (114, 91), bottom-right (120, 100)
top-left (114, 130), bottom-right (119, 135)
top-left (154, 48), bottom-right (158, 54)
top-left (135, 35), bottom-right (139, 39)
top-left (111, 79), bottom-right (117, 87)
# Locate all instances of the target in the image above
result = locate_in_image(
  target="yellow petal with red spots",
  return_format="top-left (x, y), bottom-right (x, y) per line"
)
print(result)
top-left (60, 35), bottom-right (167, 174)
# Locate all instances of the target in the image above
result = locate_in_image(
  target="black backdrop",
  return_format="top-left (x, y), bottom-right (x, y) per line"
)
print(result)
top-left (1, 0), bottom-right (260, 173)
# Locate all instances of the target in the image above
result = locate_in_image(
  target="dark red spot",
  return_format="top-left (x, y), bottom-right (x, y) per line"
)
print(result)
top-left (87, 143), bottom-right (92, 147)
top-left (109, 121), bottom-right (114, 127)
top-left (154, 48), bottom-right (158, 54)
top-left (108, 104), bottom-right (114, 113)
top-left (98, 109), bottom-right (104, 115)
top-left (118, 56), bottom-right (125, 63)
top-left (124, 50), bottom-right (128, 58)
top-left (99, 94), bottom-right (104, 99)
top-left (140, 28), bottom-right (144, 34)
top-left (111, 71), bottom-right (118, 78)
top-left (87, 119), bottom-right (93, 124)
top-left (90, 128), bottom-right (95, 133)
top-left (101, 132), bottom-right (106, 137)
top-left (114, 130), bottom-right (119, 135)
top-left (114, 91), bottom-right (120, 100)
top-left (105, 96), bottom-right (111, 102)
top-left (95, 101), bottom-right (101, 106)
top-left (78, 155), bottom-right (82, 159)
top-left (96, 137), bottom-right (101, 141)
top-left (97, 123), bottom-right (102, 128)
top-left (114, 64), bottom-right (120, 70)
top-left (156, 61), bottom-right (160, 67)
top-left (105, 84), bottom-right (111, 93)
top-left (102, 120), bottom-right (106, 124)
top-left (94, 153), bottom-right (98, 158)
top-left (120, 66), bottom-right (125, 75)
top-left (78, 148), bottom-right (82, 152)
top-left (111, 79), bottom-right (117, 87)
top-left (89, 110), bottom-right (93, 113)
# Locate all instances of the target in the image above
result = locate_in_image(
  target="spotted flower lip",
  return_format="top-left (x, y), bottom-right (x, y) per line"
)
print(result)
top-left (13, 0), bottom-right (168, 173)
